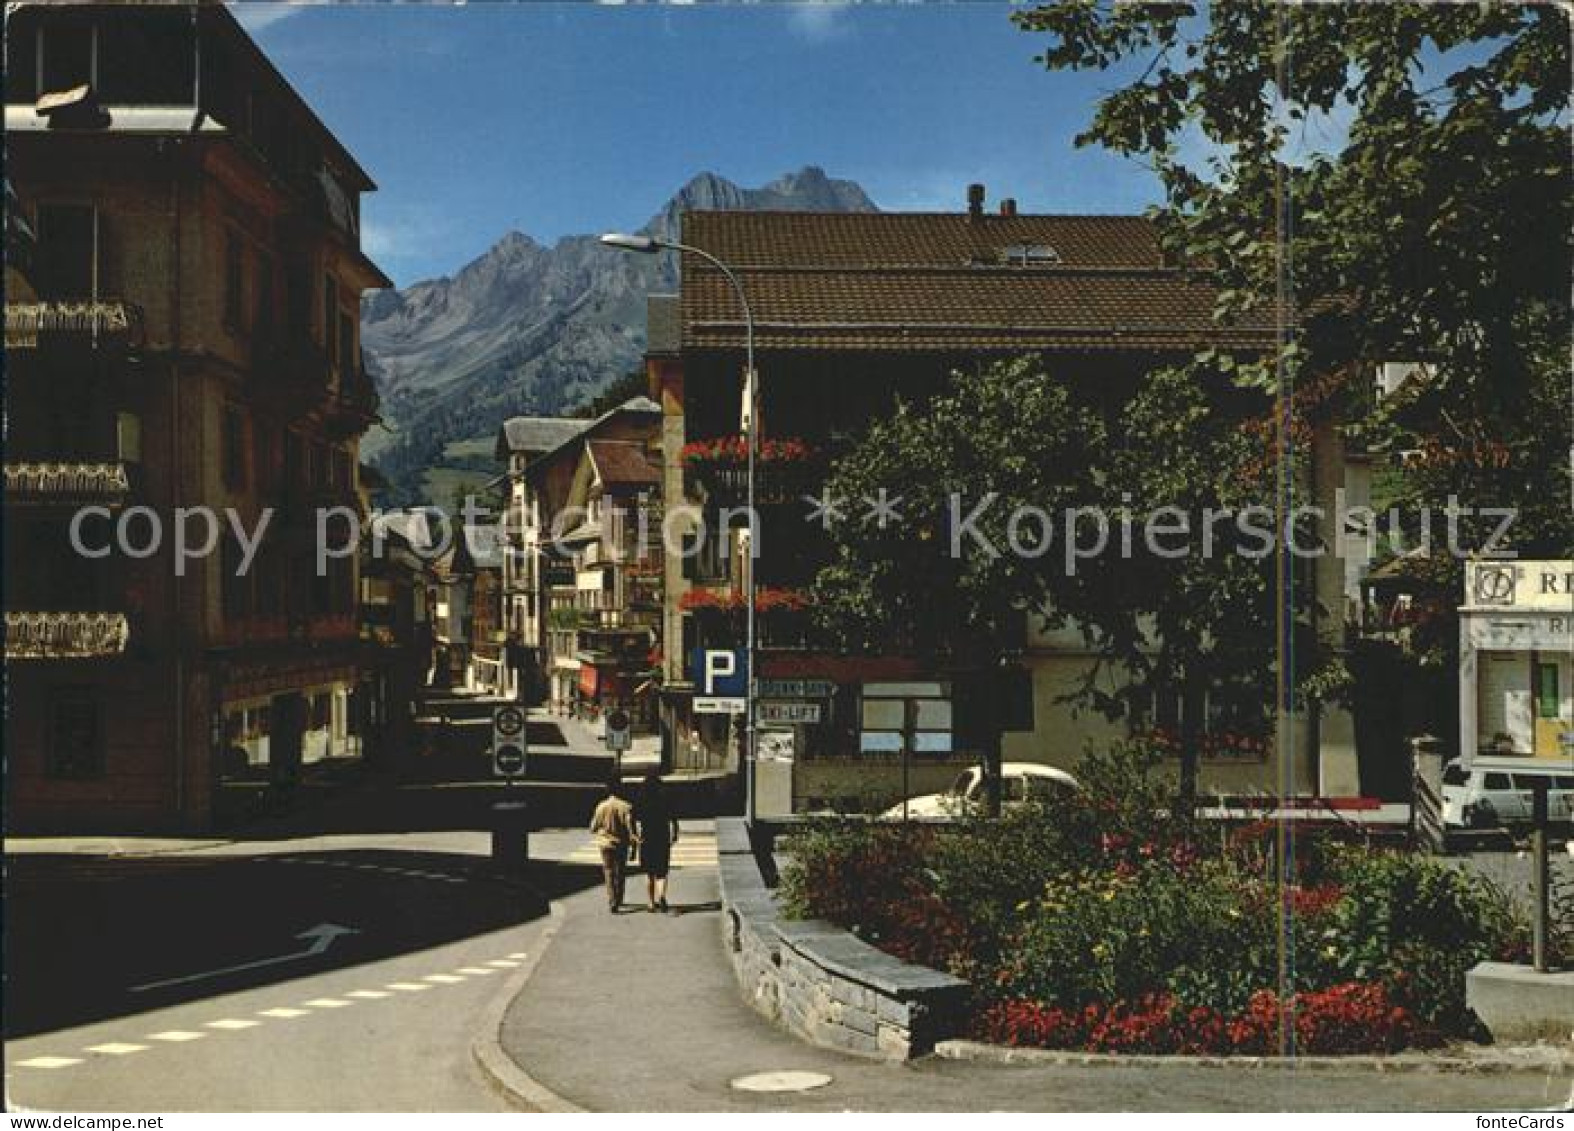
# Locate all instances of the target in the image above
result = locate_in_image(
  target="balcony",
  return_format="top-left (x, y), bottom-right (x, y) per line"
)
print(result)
top-left (680, 435), bottom-right (820, 506)
top-left (4, 462), bottom-right (131, 508)
top-left (5, 299), bottom-right (143, 351)
top-left (5, 611), bottom-right (130, 660)
top-left (323, 354), bottom-right (381, 439)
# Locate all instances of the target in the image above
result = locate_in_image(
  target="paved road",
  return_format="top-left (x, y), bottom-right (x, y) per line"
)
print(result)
top-left (4, 829), bottom-right (601, 1112)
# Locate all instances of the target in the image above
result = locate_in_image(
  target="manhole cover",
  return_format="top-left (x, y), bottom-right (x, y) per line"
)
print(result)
top-left (729, 1070), bottom-right (834, 1094)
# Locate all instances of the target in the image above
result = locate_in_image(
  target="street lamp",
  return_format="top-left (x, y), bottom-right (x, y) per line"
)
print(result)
top-left (599, 232), bottom-right (759, 825)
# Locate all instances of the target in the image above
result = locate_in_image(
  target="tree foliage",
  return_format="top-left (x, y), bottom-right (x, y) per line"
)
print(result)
top-left (1014, 0), bottom-right (1573, 647)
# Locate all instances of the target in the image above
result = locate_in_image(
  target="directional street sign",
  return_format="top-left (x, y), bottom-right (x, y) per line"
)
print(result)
top-left (493, 705), bottom-right (528, 778)
top-left (493, 742), bottom-right (526, 777)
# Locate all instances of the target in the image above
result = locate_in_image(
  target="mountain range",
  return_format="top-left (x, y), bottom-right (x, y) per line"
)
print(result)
top-left (360, 166), bottom-right (877, 503)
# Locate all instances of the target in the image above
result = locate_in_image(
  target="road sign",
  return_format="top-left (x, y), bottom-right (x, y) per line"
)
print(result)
top-left (493, 741), bottom-right (526, 777)
top-left (695, 696), bottom-right (746, 715)
top-left (759, 701), bottom-right (821, 725)
top-left (692, 648), bottom-right (747, 696)
top-left (493, 704), bottom-right (526, 737)
top-left (493, 705), bottom-right (528, 778)
top-left (605, 708), bottom-right (631, 752)
top-left (757, 679), bottom-right (835, 699)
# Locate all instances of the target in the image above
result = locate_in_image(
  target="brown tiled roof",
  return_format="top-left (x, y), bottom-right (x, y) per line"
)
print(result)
top-left (588, 440), bottom-right (660, 489)
top-left (679, 211), bottom-right (1282, 353)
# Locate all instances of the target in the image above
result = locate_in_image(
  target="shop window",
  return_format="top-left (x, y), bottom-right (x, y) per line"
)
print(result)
top-left (48, 689), bottom-right (103, 779)
top-left (338, 310), bottom-right (356, 379)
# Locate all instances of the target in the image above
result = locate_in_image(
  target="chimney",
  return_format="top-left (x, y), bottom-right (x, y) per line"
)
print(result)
top-left (999, 198), bottom-right (1018, 217)
top-left (966, 183), bottom-right (986, 219)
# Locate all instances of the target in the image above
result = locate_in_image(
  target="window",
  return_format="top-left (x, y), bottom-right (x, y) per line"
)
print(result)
top-left (96, 8), bottom-right (195, 105)
top-left (40, 21), bottom-right (94, 97)
top-left (36, 204), bottom-right (96, 299)
top-left (222, 406), bottom-right (248, 490)
top-left (1443, 764), bottom-right (1469, 788)
top-left (224, 230), bottom-right (245, 330)
top-left (338, 310), bottom-right (355, 379)
top-left (255, 254), bottom-right (275, 340)
top-left (48, 689), bottom-right (103, 779)
top-left (323, 275), bottom-right (339, 359)
top-left (1483, 773), bottom-right (1512, 791)
top-left (221, 537), bottom-right (253, 620)
top-left (116, 412), bottom-right (141, 464)
top-left (252, 420), bottom-right (275, 491)
top-left (1535, 662), bottom-right (1559, 719)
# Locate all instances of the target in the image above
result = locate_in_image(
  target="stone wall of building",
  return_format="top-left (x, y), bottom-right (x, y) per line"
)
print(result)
top-left (715, 818), bottom-right (969, 1060)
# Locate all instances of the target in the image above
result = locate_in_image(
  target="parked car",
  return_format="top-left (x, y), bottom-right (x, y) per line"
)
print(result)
top-left (879, 762), bottom-right (1079, 821)
top-left (1441, 760), bottom-right (1574, 828)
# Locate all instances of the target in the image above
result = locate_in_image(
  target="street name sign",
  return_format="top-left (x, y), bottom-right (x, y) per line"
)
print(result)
top-left (694, 696), bottom-right (746, 715)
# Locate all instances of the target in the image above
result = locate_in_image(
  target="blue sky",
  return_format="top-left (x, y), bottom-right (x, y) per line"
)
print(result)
top-left (235, 2), bottom-right (1165, 287)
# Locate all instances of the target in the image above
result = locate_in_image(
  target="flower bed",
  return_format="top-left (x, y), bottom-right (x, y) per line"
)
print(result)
top-left (778, 741), bottom-right (1530, 1056)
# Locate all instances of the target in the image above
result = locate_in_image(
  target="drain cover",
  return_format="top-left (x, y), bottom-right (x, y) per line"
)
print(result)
top-left (729, 1070), bottom-right (834, 1094)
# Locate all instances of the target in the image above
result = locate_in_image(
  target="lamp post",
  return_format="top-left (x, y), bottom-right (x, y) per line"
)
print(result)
top-left (599, 233), bottom-right (758, 824)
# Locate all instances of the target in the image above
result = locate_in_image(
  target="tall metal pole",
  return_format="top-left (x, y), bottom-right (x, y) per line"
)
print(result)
top-left (600, 235), bottom-right (756, 823)
top-left (658, 243), bottom-right (756, 825)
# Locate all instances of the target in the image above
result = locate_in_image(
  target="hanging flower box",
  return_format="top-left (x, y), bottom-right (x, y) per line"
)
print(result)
top-left (680, 435), bottom-right (819, 504)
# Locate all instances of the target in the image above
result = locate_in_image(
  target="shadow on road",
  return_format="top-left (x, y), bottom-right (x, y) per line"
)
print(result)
top-left (4, 848), bottom-right (603, 1040)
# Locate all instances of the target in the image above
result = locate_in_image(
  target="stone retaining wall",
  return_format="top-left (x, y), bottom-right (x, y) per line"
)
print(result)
top-left (715, 817), bottom-right (969, 1060)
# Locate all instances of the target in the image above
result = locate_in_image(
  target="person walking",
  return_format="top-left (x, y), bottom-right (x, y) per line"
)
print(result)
top-left (634, 768), bottom-right (679, 913)
top-left (588, 780), bottom-right (636, 912)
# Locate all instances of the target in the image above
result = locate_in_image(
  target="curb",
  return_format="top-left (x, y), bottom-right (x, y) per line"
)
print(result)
top-left (934, 1039), bottom-right (1574, 1075)
top-left (470, 893), bottom-right (588, 1113)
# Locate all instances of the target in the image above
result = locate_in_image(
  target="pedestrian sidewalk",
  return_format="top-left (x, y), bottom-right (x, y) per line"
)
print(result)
top-left (486, 821), bottom-right (1572, 1113)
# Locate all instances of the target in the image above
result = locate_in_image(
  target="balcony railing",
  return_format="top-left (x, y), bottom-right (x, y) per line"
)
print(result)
top-left (681, 436), bottom-right (820, 506)
top-left (5, 299), bottom-right (143, 350)
top-left (5, 611), bottom-right (130, 660)
top-left (4, 462), bottom-right (132, 507)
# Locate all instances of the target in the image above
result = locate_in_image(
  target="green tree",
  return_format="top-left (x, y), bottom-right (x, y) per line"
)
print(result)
top-left (812, 357), bottom-right (1105, 814)
top-left (1014, 1), bottom-right (1573, 636)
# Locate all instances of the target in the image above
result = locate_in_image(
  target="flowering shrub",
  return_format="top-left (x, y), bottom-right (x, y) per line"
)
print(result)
top-left (680, 435), bottom-right (815, 466)
top-left (677, 587), bottom-right (810, 614)
top-left (779, 736), bottom-right (1529, 1056)
top-left (974, 983), bottom-right (1432, 1056)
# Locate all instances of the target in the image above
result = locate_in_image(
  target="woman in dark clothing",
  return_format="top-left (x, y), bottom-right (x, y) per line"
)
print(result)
top-left (635, 768), bottom-right (679, 912)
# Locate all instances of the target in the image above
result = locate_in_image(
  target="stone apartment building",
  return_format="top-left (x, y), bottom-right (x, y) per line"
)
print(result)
top-left (653, 196), bottom-right (1368, 813)
top-left (4, 2), bottom-right (390, 830)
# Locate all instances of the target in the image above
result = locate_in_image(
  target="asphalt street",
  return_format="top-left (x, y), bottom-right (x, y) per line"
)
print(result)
top-left (4, 828), bottom-right (600, 1112)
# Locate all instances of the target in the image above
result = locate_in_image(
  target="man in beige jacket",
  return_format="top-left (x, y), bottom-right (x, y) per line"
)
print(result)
top-left (588, 780), bottom-right (637, 912)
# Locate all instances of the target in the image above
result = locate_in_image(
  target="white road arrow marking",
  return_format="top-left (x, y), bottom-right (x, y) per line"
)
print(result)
top-left (129, 923), bottom-right (358, 993)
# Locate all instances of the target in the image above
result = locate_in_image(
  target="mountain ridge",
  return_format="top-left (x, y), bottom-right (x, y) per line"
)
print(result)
top-left (360, 165), bottom-right (877, 502)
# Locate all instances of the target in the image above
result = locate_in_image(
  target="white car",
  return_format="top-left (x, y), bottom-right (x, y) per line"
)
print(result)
top-left (880, 762), bottom-right (1079, 821)
top-left (1441, 760), bottom-right (1574, 828)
